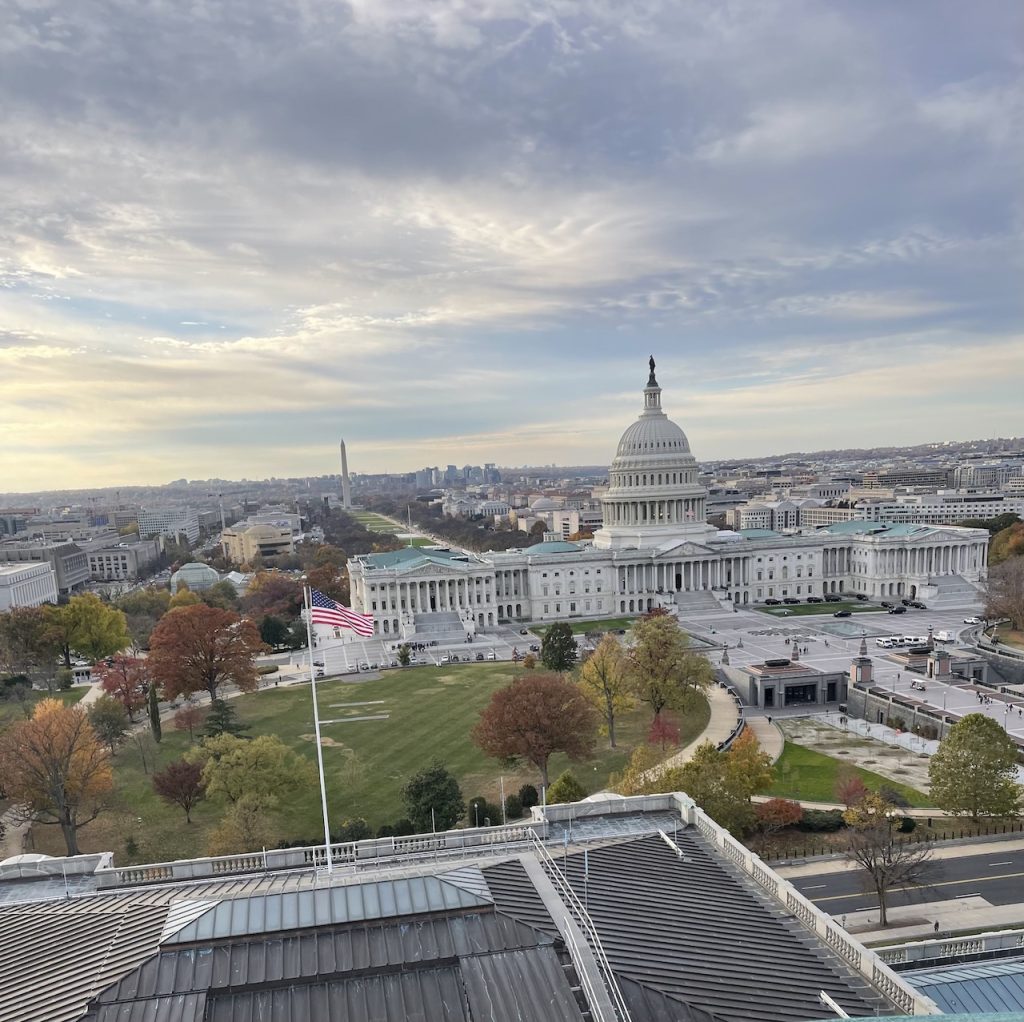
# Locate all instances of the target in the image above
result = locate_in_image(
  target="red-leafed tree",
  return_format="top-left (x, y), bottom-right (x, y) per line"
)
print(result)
top-left (648, 712), bottom-right (681, 751)
top-left (94, 655), bottom-right (149, 721)
top-left (148, 605), bottom-right (264, 701)
top-left (836, 771), bottom-right (869, 808)
top-left (173, 703), bottom-right (206, 743)
top-left (472, 672), bottom-right (598, 787)
top-left (241, 572), bottom-right (303, 620)
top-left (756, 797), bottom-right (804, 836)
top-left (153, 759), bottom-right (207, 823)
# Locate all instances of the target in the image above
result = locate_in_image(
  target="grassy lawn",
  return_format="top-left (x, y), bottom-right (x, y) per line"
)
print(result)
top-left (994, 628), bottom-right (1024, 651)
top-left (0, 685), bottom-right (85, 728)
top-left (763, 741), bottom-right (931, 807)
top-left (529, 616), bottom-right (639, 637)
top-left (350, 511), bottom-right (405, 534)
top-left (757, 601), bottom-right (885, 618)
top-left (29, 664), bottom-right (710, 864)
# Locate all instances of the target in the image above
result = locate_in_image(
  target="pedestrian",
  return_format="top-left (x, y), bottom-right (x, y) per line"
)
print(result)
top-left (767, 715), bottom-right (773, 725)
top-left (934, 921), bottom-right (940, 934)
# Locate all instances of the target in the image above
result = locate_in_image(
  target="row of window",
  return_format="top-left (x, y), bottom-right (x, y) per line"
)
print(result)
top-left (542, 599), bottom-right (604, 616)
top-left (614, 470), bottom-right (692, 487)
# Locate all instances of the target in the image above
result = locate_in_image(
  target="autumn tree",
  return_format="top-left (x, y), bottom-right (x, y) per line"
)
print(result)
top-left (843, 791), bottom-right (934, 927)
top-left (401, 762), bottom-right (466, 832)
top-left (929, 714), bottom-right (1023, 820)
top-left (189, 733), bottom-right (314, 806)
top-left (153, 759), bottom-right (207, 823)
top-left (835, 769), bottom-right (869, 808)
top-left (659, 731), bottom-right (774, 836)
top-left (756, 798), bottom-right (803, 837)
top-left (0, 698), bottom-right (112, 854)
top-left (169, 585), bottom-right (202, 609)
top-left (48, 593), bottom-right (130, 665)
top-left (88, 695), bottom-right (131, 754)
top-left (242, 572), bottom-right (303, 620)
top-left (0, 606), bottom-right (62, 689)
top-left (116, 587), bottom-right (171, 652)
top-left (989, 521), bottom-right (1024, 566)
top-left (610, 745), bottom-right (664, 796)
top-left (577, 634), bottom-right (633, 748)
top-left (148, 604), bottom-right (263, 701)
top-left (200, 580), bottom-right (240, 611)
top-left (628, 613), bottom-right (713, 721)
top-left (540, 622), bottom-right (577, 672)
top-left (648, 712), bottom-right (681, 750)
top-left (207, 794), bottom-right (276, 855)
top-left (986, 559), bottom-right (1024, 630)
top-left (173, 703), bottom-right (206, 743)
top-left (95, 655), bottom-right (148, 720)
top-left (472, 672), bottom-right (598, 787)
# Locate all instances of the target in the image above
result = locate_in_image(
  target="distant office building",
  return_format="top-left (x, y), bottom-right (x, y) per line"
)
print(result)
top-left (859, 490), bottom-right (1024, 526)
top-left (221, 523), bottom-right (294, 564)
top-left (87, 539), bottom-right (162, 582)
top-left (109, 508), bottom-right (140, 531)
top-left (861, 468), bottom-right (953, 489)
top-left (0, 562), bottom-right (59, 610)
top-left (0, 542), bottom-right (89, 594)
top-left (798, 505), bottom-right (859, 528)
top-left (138, 507), bottom-right (200, 544)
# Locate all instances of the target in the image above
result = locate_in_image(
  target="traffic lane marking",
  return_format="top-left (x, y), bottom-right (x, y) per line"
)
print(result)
top-left (810, 869), bottom-right (1024, 903)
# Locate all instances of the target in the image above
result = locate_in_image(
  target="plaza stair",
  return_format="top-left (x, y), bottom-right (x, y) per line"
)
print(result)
top-left (672, 590), bottom-right (724, 614)
top-left (917, 574), bottom-right (984, 609)
top-left (412, 611), bottom-right (468, 642)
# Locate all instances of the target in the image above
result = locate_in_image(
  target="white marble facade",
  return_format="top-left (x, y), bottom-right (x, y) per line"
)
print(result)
top-left (348, 361), bottom-right (989, 635)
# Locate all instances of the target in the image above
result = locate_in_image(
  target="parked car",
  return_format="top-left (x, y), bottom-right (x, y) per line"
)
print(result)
top-left (519, 628), bottom-right (529, 635)
top-left (888, 606), bottom-right (907, 615)
top-left (964, 616), bottom-right (982, 624)
top-left (901, 598), bottom-right (913, 606)
top-left (529, 644), bottom-right (540, 652)
top-left (854, 593), bottom-right (869, 601)
top-left (475, 652), bottom-right (485, 661)
top-left (880, 601), bottom-right (893, 609)
top-left (765, 598), bottom-right (781, 606)
top-left (910, 601), bottom-right (927, 610)
top-left (806, 596), bottom-right (822, 603)
top-left (782, 597), bottom-right (800, 605)
top-left (833, 610), bottom-right (851, 618)
top-left (824, 594), bottom-right (841, 603)
top-left (485, 650), bottom-right (497, 661)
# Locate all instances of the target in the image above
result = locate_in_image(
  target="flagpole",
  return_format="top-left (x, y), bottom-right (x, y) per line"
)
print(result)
top-left (304, 585), bottom-right (334, 873)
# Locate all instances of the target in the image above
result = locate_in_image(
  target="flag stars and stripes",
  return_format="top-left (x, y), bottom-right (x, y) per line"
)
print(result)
top-left (309, 588), bottom-right (375, 636)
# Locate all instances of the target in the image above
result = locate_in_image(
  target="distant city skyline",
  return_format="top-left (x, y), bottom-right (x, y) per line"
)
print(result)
top-left (2, 2), bottom-right (1022, 490)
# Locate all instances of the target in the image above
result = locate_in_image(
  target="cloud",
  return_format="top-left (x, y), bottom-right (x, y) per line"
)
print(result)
top-left (0, 0), bottom-right (1021, 489)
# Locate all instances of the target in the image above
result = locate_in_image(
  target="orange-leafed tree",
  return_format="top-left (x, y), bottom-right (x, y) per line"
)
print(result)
top-left (472, 672), bottom-right (598, 787)
top-left (756, 797), bottom-right (804, 836)
top-left (241, 572), bottom-right (303, 620)
top-left (0, 698), bottom-right (113, 855)
top-left (148, 604), bottom-right (264, 701)
top-left (95, 655), bottom-right (149, 721)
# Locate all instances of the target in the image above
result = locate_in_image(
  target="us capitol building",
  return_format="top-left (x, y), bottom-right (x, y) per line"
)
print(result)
top-left (348, 360), bottom-right (988, 639)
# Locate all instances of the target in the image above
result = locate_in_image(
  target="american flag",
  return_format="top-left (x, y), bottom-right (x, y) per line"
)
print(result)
top-left (309, 588), bottom-right (375, 636)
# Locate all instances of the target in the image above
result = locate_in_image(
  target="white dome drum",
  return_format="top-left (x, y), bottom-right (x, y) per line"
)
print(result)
top-left (593, 357), bottom-right (714, 551)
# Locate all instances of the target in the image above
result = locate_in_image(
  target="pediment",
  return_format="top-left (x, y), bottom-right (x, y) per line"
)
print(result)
top-left (656, 542), bottom-right (716, 558)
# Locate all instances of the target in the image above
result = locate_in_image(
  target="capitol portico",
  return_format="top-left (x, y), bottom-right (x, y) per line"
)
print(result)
top-left (347, 360), bottom-right (989, 639)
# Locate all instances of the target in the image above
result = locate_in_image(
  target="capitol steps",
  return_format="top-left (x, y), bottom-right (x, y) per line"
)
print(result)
top-left (917, 574), bottom-right (985, 609)
top-left (672, 590), bottom-right (724, 614)
top-left (412, 611), bottom-right (468, 641)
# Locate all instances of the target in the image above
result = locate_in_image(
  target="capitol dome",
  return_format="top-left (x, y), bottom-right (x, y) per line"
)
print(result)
top-left (593, 357), bottom-right (714, 552)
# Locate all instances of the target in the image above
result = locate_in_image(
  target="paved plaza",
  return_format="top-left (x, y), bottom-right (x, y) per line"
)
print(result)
top-left (674, 602), bottom-right (1024, 742)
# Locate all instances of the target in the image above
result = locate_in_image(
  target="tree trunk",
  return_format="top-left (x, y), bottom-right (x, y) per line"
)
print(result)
top-left (61, 818), bottom-right (80, 856)
top-left (539, 759), bottom-right (549, 789)
top-left (608, 712), bottom-right (617, 748)
top-left (876, 882), bottom-right (888, 927)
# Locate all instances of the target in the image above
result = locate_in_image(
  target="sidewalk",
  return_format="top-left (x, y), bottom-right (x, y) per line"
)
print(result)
top-left (641, 684), bottom-right (739, 782)
top-left (744, 716), bottom-right (784, 762)
top-left (775, 835), bottom-right (1024, 879)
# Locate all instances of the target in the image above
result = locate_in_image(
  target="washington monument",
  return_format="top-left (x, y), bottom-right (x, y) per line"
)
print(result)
top-left (339, 439), bottom-right (352, 509)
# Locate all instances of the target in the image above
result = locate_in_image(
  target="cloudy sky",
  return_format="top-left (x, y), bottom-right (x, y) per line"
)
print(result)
top-left (2, 0), bottom-right (1022, 490)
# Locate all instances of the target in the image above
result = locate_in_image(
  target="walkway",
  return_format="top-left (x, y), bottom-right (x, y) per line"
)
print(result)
top-left (641, 684), bottom-right (739, 782)
top-left (743, 716), bottom-right (784, 762)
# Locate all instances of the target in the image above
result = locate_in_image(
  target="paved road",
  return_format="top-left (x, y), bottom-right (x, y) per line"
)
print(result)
top-left (792, 847), bottom-right (1024, 915)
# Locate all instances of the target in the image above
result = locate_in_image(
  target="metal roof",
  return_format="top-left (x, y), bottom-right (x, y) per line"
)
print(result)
top-left (907, 958), bottom-right (1024, 1014)
top-left (0, 899), bottom-right (168, 1022)
top-left (495, 834), bottom-right (893, 1022)
top-left (86, 909), bottom-right (585, 1022)
top-left (165, 874), bottom-right (488, 945)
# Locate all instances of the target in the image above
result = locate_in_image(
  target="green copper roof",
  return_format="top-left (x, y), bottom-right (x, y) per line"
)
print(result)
top-left (736, 528), bottom-right (782, 538)
top-left (361, 547), bottom-right (476, 570)
top-left (526, 541), bottom-right (582, 554)
top-left (817, 521), bottom-right (931, 537)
